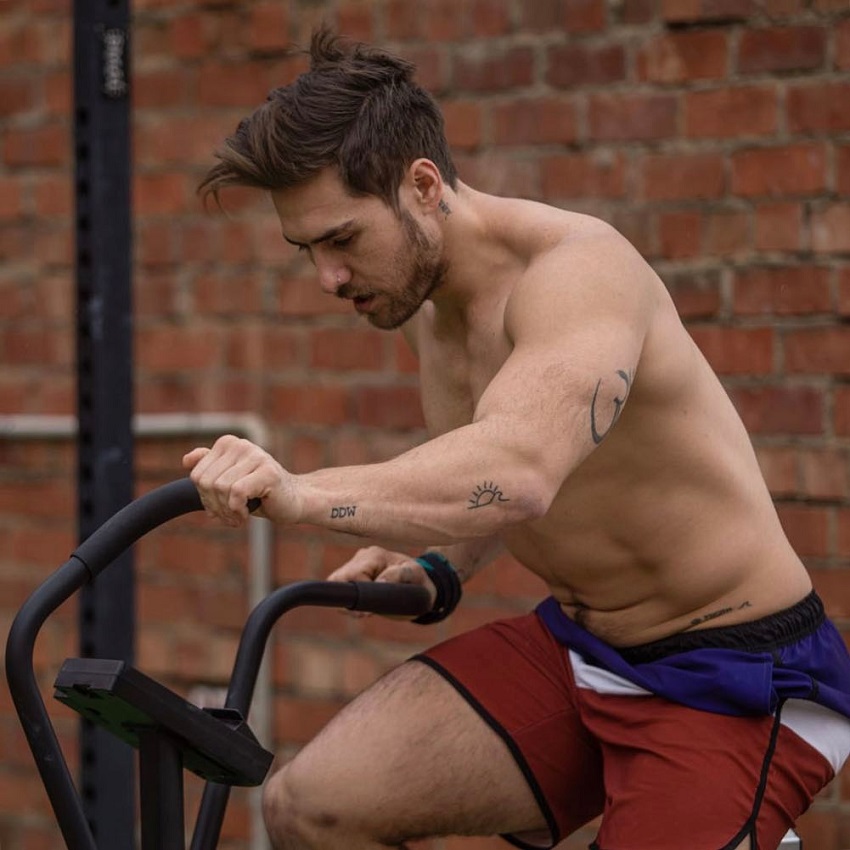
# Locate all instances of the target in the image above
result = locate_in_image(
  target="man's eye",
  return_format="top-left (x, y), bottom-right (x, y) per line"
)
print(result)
top-left (332, 235), bottom-right (353, 249)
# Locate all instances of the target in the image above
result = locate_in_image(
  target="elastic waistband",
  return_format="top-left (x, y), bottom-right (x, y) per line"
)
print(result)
top-left (619, 591), bottom-right (825, 665)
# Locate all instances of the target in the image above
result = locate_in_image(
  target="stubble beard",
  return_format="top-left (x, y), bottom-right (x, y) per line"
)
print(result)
top-left (366, 209), bottom-right (448, 331)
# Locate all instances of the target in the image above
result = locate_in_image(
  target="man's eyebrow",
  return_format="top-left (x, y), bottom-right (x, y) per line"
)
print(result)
top-left (282, 220), bottom-right (356, 247)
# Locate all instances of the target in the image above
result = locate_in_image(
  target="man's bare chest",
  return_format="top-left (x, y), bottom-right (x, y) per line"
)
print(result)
top-left (417, 331), bottom-right (513, 435)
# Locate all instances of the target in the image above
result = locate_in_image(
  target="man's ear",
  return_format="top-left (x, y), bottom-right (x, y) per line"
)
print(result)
top-left (406, 159), bottom-right (444, 212)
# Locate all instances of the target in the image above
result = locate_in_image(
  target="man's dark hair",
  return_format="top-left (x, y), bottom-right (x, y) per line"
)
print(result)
top-left (198, 27), bottom-right (458, 211)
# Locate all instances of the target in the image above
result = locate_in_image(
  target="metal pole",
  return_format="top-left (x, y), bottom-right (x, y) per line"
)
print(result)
top-left (73, 0), bottom-right (135, 846)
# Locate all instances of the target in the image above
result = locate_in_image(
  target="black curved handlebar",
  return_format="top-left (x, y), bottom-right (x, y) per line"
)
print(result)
top-left (5, 478), bottom-right (432, 850)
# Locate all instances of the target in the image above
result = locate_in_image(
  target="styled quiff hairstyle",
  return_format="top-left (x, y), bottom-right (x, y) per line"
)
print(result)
top-left (198, 27), bottom-right (458, 211)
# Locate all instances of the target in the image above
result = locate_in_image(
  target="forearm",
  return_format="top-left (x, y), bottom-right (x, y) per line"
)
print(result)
top-left (293, 422), bottom-right (549, 545)
top-left (424, 537), bottom-right (504, 584)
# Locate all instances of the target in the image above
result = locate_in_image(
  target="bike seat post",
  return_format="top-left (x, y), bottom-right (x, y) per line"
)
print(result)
top-left (138, 727), bottom-right (186, 850)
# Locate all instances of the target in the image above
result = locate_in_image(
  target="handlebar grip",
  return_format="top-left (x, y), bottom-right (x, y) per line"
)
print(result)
top-left (347, 581), bottom-right (432, 617)
top-left (73, 478), bottom-right (203, 577)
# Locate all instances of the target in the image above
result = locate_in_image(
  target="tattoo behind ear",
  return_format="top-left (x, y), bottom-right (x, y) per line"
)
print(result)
top-left (438, 199), bottom-right (452, 218)
top-left (590, 368), bottom-right (634, 445)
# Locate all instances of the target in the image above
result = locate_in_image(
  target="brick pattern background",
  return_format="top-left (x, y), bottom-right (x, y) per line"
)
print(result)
top-left (1, 0), bottom-right (849, 847)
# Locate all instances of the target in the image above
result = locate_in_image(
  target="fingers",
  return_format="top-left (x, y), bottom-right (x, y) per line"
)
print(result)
top-left (185, 435), bottom-right (284, 526)
top-left (327, 548), bottom-right (438, 617)
top-left (326, 546), bottom-right (394, 583)
top-left (182, 447), bottom-right (209, 469)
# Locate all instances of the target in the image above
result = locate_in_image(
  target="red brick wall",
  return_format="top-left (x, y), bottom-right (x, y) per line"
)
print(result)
top-left (1, 1), bottom-right (848, 848)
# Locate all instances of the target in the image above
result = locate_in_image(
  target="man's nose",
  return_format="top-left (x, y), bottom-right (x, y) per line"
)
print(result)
top-left (316, 259), bottom-right (348, 295)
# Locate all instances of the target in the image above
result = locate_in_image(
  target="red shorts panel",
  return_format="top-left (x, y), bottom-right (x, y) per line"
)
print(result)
top-left (418, 610), bottom-right (834, 850)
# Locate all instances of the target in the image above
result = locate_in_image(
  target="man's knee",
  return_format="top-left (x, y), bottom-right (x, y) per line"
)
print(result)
top-left (262, 761), bottom-right (317, 850)
top-left (262, 759), bottom-right (357, 850)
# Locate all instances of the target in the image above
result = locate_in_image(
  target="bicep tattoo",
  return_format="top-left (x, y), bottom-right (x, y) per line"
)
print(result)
top-left (590, 368), bottom-right (635, 445)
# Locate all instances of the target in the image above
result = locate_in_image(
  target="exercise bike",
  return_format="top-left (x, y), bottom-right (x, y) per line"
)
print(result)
top-left (6, 477), bottom-right (431, 850)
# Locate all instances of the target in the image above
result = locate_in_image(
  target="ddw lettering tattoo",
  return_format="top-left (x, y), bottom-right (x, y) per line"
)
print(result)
top-left (438, 199), bottom-right (452, 218)
top-left (689, 600), bottom-right (752, 628)
top-left (468, 481), bottom-right (510, 510)
top-left (590, 368), bottom-right (634, 445)
top-left (330, 505), bottom-right (357, 519)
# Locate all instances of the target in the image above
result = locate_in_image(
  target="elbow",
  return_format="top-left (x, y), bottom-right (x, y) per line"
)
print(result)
top-left (507, 469), bottom-right (555, 524)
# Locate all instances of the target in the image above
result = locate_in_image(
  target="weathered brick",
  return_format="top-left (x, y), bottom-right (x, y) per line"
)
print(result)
top-left (837, 18), bottom-right (850, 71)
top-left (656, 210), bottom-right (703, 259)
top-left (563, 0), bottom-right (608, 31)
top-left (838, 509), bottom-right (850, 561)
top-left (589, 93), bottom-right (678, 141)
top-left (777, 504), bottom-right (831, 557)
top-left (547, 43), bottom-right (627, 88)
top-left (689, 326), bottom-right (774, 374)
top-left (338, 0), bottom-right (377, 42)
top-left (665, 268), bottom-right (723, 318)
top-left (470, 0), bottom-right (513, 36)
top-left (787, 83), bottom-right (850, 133)
top-left (737, 26), bottom-right (827, 74)
top-left (385, 0), bottom-right (420, 39)
top-left (662, 0), bottom-right (755, 24)
top-left (754, 445), bottom-right (797, 498)
top-left (733, 265), bottom-right (831, 316)
top-left (799, 449), bottom-right (848, 501)
top-left (685, 86), bottom-right (777, 139)
top-left (731, 144), bottom-right (827, 198)
top-left (640, 152), bottom-right (725, 201)
top-left (441, 100), bottom-right (483, 150)
top-left (492, 97), bottom-right (578, 146)
top-left (0, 176), bottom-right (23, 219)
top-left (310, 328), bottom-right (384, 371)
top-left (269, 383), bottom-right (350, 426)
top-left (619, 0), bottom-right (655, 22)
top-left (137, 325), bottom-right (224, 372)
top-left (838, 267), bottom-right (850, 317)
top-left (837, 385), bottom-right (850, 439)
top-left (838, 145), bottom-right (850, 196)
top-left (541, 151), bottom-right (627, 200)
top-left (729, 385), bottom-right (824, 435)
top-left (133, 172), bottom-right (189, 216)
top-left (811, 203), bottom-right (850, 253)
top-left (754, 202), bottom-right (804, 252)
top-left (784, 327), bottom-right (850, 375)
top-left (704, 208), bottom-right (752, 257)
top-left (3, 123), bottom-right (67, 167)
top-left (197, 62), bottom-right (268, 107)
top-left (134, 69), bottom-right (190, 110)
top-left (453, 45), bottom-right (535, 92)
top-left (637, 31), bottom-right (729, 84)
top-left (422, 0), bottom-right (467, 41)
top-left (354, 385), bottom-right (425, 429)
top-left (169, 13), bottom-right (212, 60)
top-left (518, 0), bottom-right (561, 31)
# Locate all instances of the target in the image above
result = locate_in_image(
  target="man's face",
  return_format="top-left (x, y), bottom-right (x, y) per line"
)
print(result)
top-left (271, 169), bottom-right (447, 330)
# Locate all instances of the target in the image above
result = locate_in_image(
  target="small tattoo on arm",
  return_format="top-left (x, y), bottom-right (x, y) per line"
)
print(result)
top-left (330, 505), bottom-right (357, 519)
top-left (689, 600), bottom-right (752, 628)
top-left (438, 199), bottom-right (452, 217)
top-left (590, 368), bottom-right (634, 445)
top-left (468, 481), bottom-right (510, 510)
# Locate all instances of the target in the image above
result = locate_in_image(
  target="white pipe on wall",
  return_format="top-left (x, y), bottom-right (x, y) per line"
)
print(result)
top-left (0, 412), bottom-right (273, 850)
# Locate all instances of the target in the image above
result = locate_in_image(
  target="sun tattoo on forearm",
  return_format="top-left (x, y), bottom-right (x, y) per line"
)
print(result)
top-left (468, 481), bottom-right (510, 510)
top-left (590, 368), bottom-right (635, 445)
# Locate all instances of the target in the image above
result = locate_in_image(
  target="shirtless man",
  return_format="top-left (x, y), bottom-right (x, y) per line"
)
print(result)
top-left (184, 29), bottom-right (850, 850)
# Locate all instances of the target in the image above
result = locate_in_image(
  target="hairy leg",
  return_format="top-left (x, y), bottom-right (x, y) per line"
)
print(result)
top-left (263, 659), bottom-right (547, 849)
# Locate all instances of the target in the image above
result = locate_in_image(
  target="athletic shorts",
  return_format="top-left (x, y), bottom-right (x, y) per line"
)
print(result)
top-left (416, 591), bottom-right (850, 850)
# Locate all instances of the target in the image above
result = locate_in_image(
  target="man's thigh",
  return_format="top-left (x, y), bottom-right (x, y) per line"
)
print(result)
top-left (275, 658), bottom-right (549, 844)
